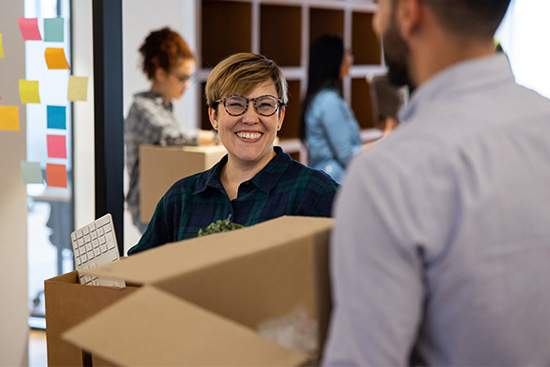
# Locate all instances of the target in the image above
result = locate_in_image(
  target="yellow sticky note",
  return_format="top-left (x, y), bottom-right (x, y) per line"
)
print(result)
top-left (19, 80), bottom-right (41, 104)
top-left (0, 34), bottom-right (4, 58)
top-left (45, 48), bottom-right (70, 69)
top-left (0, 106), bottom-right (20, 131)
top-left (67, 76), bottom-right (88, 101)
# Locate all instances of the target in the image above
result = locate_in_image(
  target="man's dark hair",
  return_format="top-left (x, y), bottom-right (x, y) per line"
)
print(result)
top-left (424, 0), bottom-right (511, 40)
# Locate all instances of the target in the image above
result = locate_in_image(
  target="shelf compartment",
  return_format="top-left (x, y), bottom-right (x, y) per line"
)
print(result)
top-left (352, 11), bottom-right (381, 65)
top-left (260, 4), bottom-right (302, 67)
top-left (351, 77), bottom-right (375, 129)
top-left (201, 1), bottom-right (252, 68)
top-left (278, 79), bottom-right (301, 140)
top-left (309, 8), bottom-right (345, 46)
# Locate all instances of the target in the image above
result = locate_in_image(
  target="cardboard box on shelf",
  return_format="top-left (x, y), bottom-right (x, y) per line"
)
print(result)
top-left (139, 144), bottom-right (227, 223)
top-left (62, 216), bottom-right (334, 366)
top-left (44, 271), bottom-right (139, 366)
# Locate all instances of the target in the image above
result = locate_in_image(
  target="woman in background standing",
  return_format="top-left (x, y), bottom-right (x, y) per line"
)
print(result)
top-left (125, 27), bottom-right (216, 233)
top-left (299, 34), bottom-right (361, 184)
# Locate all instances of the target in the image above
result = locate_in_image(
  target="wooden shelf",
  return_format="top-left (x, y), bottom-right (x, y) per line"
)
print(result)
top-left (260, 4), bottom-right (302, 67)
top-left (309, 8), bottom-right (345, 46)
top-left (196, 0), bottom-right (382, 163)
top-left (201, 1), bottom-right (252, 68)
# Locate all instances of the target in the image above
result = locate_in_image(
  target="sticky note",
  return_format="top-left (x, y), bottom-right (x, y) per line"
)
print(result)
top-left (18, 18), bottom-right (42, 41)
top-left (67, 76), bottom-right (88, 101)
top-left (47, 106), bottom-right (67, 130)
top-left (0, 106), bottom-right (20, 131)
top-left (20, 161), bottom-right (44, 184)
top-left (0, 34), bottom-right (4, 58)
top-left (46, 163), bottom-right (67, 188)
top-left (19, 80), bottom-right (41, 104)
top-left (47, 135), bottom-right (67, 159)
top-left (44, 18), bottom-right (64, 42)
top-left (45, 48), bottom-right (70, 69)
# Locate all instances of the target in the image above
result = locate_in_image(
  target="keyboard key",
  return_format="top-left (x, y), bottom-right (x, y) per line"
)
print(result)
top-left (84, 234), bottom-right (91, 243)
top-left (77, 238), bottom-right (84, 247)
top-left (76, 229), bottom-right (83, 238)
top-left (106, 233), bottom-right (116, 250)
top-left (87, 251), bottom-right (94, 260)
top-left (90, 230), bottom-right (97, 240)
top-left (76, 257), bottom-right (81, 266)
top-left (99, 236), bottom-right (106, 245)
top-left (94, 248), bottom-right (101, 257)
top-left (83, 226), bottom-right (89, 235)
top-left (100, 244), bottom-right (108, 253)
top-left (96, 215), bottom-right (109, 228)
top-left (70, 232), bottom-right (76, 242)
top-left (81, 253), bottom-right (87, 263)
top-left (104, 224), bottom-right (112, 233)
top-left (98, 227), bottom-right (104, 236)
top-left (86, 243), bottom-right (92, 252)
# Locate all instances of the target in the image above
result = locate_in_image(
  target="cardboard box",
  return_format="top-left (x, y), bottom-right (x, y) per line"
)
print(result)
top-left (44, 271), bottom-right (139, 366)
top-left (139, 144), bottom-right (227, 222)
top-left (62, 216), bottom-right (333, 366)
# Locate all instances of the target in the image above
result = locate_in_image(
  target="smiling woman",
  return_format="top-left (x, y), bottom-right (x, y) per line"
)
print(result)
top-left (127, 53), bottom-right (339, 256)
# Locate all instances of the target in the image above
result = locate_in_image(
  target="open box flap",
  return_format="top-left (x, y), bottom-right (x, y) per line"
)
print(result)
top-left (63, 286), bottom-right (310, 366)
top-left (84, 216), bottom-right (333, 285)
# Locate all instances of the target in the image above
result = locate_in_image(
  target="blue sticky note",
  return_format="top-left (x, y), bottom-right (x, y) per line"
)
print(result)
top-left (44, 18), bottom-right (64, 42)
top-left (47, 106), bottom-right (66, 130)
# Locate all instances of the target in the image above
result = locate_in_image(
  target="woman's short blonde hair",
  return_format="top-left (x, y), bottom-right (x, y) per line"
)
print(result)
top-left (205, 53), bottom-right (288, 109)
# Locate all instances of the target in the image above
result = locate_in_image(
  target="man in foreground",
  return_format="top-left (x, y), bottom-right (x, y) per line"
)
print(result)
top-left (323, 0), bottom-right (550, 365)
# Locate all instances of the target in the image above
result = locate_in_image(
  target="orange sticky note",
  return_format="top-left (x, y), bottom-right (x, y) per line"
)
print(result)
top-left (0, 106), bottom-right (20, 131)
top-left (19, 80), bottom-right (41, 104)
top-left (18, 18), bottom-right (42, 41)
top-left (67, 76), bottom-right (88, 101)
top-left (46, 163), bottom-right (68, 188)
top-left (47, 135), bottom-right (67, 158)
top-left (45, 48), bottom-right (70, 69)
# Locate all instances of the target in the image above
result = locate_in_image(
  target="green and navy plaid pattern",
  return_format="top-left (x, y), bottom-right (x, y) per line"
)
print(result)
top-left (128, 147), bottom-right (339, 255)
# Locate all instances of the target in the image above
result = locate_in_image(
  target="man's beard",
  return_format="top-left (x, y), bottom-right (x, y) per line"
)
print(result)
top-left (382, 19), bottom-right (415, 90)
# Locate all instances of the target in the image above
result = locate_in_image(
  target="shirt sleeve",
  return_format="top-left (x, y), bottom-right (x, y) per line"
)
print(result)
top-left (127, 198), bottom-right (172, 255)
top-left (317, 92), bottom-right (362, 167)
top-left (322, 152), bottom-right (427, 366)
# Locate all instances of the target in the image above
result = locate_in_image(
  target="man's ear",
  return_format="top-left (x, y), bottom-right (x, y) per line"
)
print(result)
top-left (398, 0), bottom-right (422, 39)
top-left (208, 107), bottom-right (219, 130)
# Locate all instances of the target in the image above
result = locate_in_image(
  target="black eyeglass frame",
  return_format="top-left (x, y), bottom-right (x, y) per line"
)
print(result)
top-left (214, 94), bottom-right (285, 117)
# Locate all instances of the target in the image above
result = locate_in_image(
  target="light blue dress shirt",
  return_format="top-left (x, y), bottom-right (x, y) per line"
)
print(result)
top-left (305, 88), bottom-right (362, 183)
top-left (323, 54), bottom-right (550, 366)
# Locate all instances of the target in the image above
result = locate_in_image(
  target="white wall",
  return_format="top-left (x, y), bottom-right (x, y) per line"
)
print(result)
top-left (122, 0), bottom-right (197, 252)
top-left (497, 0), bottom-right (550, 99)
top-left (72, 1), bottom-right (95, 230)
top-left (0, 2), bottom-right (29, 365)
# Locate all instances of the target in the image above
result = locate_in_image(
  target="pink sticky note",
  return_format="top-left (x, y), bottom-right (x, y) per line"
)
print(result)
top-left (18, 18), bottom-right (42, 41)
top-left (47, 134), bottom-right (67, 159)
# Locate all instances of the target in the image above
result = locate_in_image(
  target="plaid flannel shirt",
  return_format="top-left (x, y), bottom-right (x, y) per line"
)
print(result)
top-left (128, 147), bottom-right (339, 254)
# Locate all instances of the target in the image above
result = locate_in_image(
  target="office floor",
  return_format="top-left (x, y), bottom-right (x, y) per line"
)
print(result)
top-left (29, 329), bottom-right (47, 367)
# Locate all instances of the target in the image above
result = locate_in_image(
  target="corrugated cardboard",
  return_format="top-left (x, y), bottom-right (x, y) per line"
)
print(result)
top-left (44, 271), bottom-right (139, 366)
top-left (139, 144), bottom-right (227, 222)
top-left (62, 216), bottom-right (333, 366)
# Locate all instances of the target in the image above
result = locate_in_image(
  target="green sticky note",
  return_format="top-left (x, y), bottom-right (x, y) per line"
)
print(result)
top-left (21, 161), bottom-right (44, 184)
top-left (19, 80), bottom-right (41, 104)
top-left (44, 18), bottom-right (64, 42)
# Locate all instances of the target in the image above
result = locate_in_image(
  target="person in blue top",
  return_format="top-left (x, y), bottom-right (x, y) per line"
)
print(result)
top-left (299, 34), bottom-right (362, 183)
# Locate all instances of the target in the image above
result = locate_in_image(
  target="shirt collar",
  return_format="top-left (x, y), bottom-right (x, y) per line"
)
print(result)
top-left (399, 53), bottom-right (514, 123)
top-left (193, 146), bottom-right (289, 195)
top-left (135, 91), bottom-right (173, 111)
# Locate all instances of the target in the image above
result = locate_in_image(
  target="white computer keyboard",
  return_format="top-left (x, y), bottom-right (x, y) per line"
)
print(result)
top-left (70, 213), bottom-right (125, 288)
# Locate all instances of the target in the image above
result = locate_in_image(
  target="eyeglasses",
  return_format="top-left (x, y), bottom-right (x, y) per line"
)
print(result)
top-left (170, 72), bottom-right (194, 84)
top-left (215, 95), bottom-right (284, 117)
